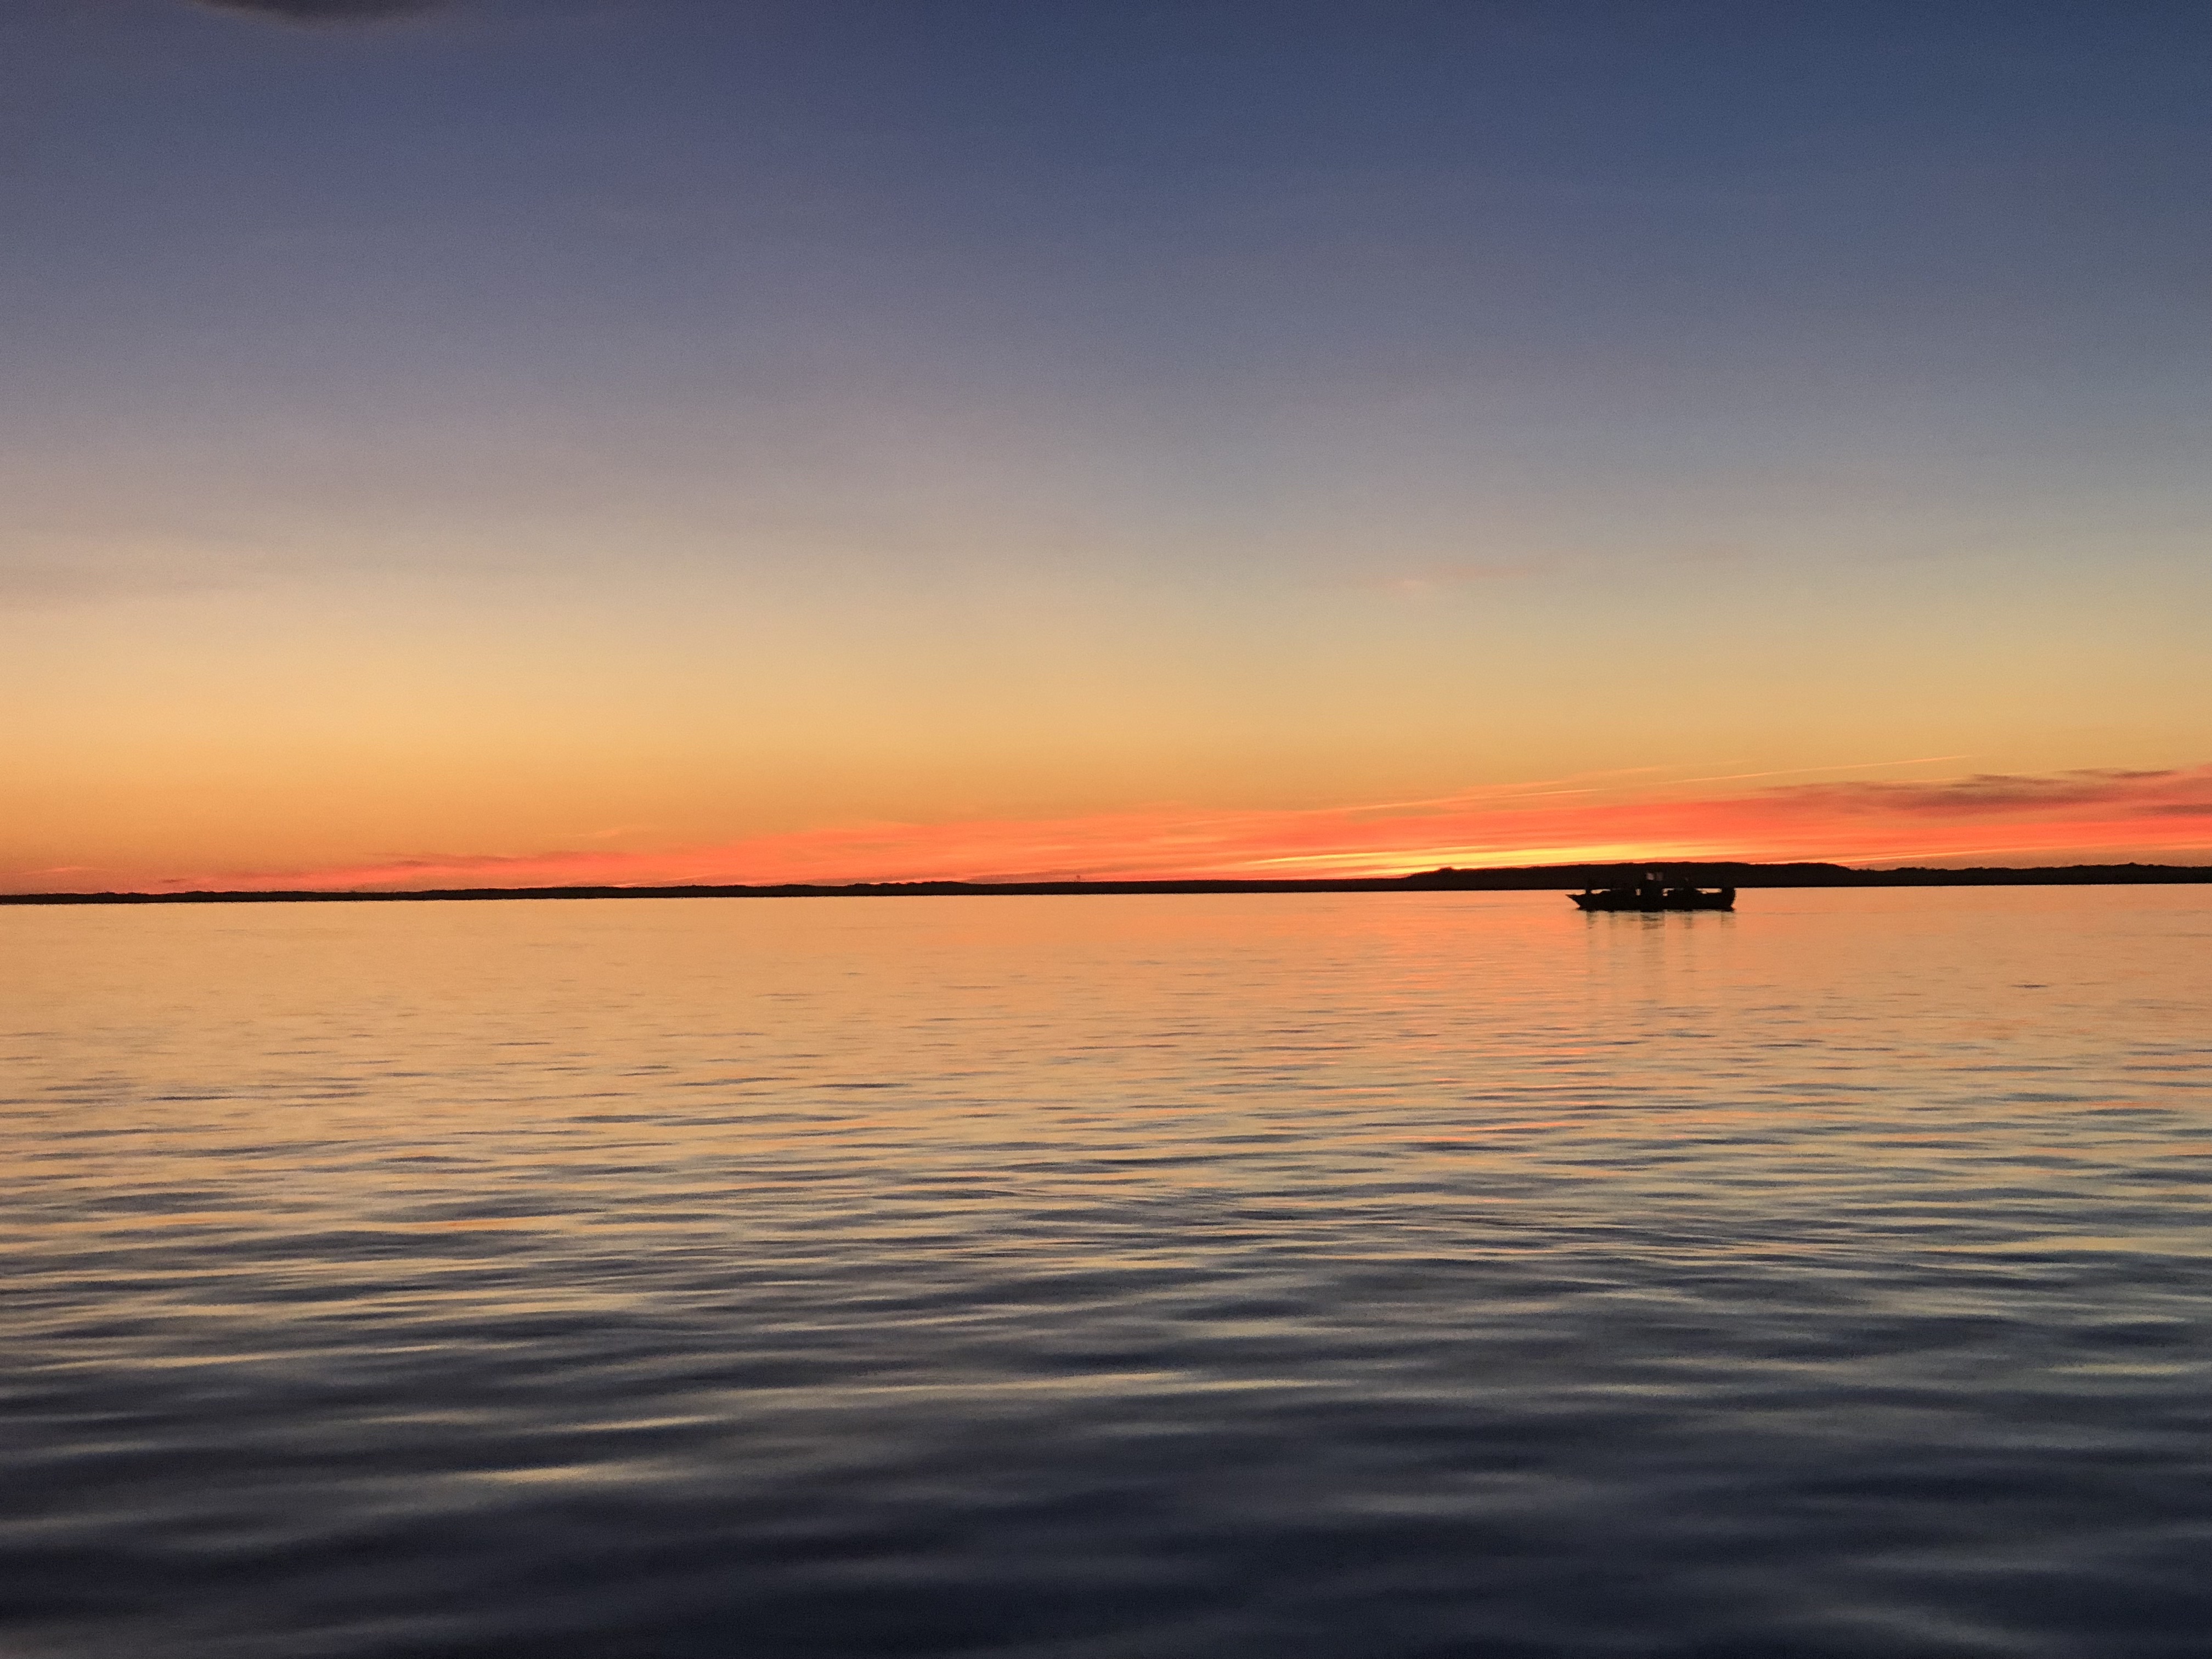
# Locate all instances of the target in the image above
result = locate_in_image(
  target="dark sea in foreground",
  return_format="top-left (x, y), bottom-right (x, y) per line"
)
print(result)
top-left (4, 889), bottom-right (2207, 1659)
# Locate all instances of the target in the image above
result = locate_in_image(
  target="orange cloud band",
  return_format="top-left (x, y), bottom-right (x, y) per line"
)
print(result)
top-left (108, 761), bottom-right (2212, 893)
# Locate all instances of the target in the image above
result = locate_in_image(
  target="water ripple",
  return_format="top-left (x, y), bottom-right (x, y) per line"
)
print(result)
top-left (3, 888), bottom-right (2207, 1657)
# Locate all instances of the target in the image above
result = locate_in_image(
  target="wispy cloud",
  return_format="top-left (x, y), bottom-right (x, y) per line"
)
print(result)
top-left (0, 561), bottom-right (255, 611)
top-left (1770, 769), bottom-right (2203, 816)
top-left (190, 0), bottom-right (452, 24)
top-left (93, 762), bottom-right (2212, 895)
top-left (1366, 560), bottom-right (1555, 595)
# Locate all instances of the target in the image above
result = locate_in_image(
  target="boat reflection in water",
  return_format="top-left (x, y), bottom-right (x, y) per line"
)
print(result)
top-left (1571, 871), bottom-right (1737, 912)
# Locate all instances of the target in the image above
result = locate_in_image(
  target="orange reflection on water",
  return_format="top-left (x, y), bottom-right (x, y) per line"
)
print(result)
top-left (6, 886), bottom-right (2205, 1250)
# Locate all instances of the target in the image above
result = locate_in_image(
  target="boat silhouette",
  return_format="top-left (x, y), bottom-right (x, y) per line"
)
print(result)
top-left (1571, 872), bottom-right (1736, 912)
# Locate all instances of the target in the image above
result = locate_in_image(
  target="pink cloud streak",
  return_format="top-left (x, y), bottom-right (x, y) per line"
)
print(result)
top-left (110, 761), bottom-right (2212, 894)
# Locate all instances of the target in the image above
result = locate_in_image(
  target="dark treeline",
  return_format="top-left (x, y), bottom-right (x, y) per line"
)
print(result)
top-left (7, 862), bottom-right (2210, 905)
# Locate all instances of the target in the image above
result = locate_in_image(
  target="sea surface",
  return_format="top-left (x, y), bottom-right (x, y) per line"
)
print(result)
top-left (3, 888), bottom-right (2207, 1659)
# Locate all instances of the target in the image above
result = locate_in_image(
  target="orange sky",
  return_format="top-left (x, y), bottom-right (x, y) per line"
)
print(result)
top-left (9, 539), bottom-right (2209, 894)
top-left (22, 761), bottom-right (2203, 894)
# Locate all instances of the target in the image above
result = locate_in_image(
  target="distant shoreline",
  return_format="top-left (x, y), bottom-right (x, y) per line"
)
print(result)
top-left (7, 862), bottom-right (2210, 905)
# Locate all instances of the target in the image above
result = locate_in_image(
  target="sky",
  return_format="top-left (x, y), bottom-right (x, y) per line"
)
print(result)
top-left (4, 0), bottom-right (2208, 891)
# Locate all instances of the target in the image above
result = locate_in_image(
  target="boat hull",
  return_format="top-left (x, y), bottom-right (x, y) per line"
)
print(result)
top-left (1571, 890), bottom-right (1735, 912)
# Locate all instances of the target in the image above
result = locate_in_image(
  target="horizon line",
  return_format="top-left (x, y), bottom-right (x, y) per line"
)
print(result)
top-left (10, 859), bottom-right (2212, 905)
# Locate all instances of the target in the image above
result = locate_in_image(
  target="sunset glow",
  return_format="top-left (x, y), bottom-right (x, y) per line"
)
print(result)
top-left (4, 2), bottom-right (2207, 893)
top-left (45, 763), bottom-right (2205, 894)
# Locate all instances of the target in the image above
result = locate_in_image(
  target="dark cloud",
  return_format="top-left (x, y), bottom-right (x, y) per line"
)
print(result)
top-left (1774, 768), bottom-right (2212, 820)
top-left (190, 0), bottom-right (451, 24)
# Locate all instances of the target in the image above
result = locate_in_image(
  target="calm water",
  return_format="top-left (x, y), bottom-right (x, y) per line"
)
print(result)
top-left (3, 889), bottom-right (2207, 1659)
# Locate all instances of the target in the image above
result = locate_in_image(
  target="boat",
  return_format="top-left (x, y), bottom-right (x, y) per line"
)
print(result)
top-left (1571, 872), bottom-right (1735, 912)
